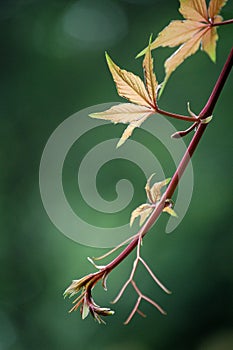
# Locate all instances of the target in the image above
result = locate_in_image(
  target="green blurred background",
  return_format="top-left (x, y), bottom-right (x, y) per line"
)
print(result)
top-left (1, 0), bottom-right (233, 349)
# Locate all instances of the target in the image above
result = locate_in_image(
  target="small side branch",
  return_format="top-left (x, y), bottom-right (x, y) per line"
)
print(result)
top-left (124, 280), bottom-right (166, 325)
top-left (64, 47), bottom-right (233, 324)
top-left (112, 232), bottom-right (170, 323)
top-left (156, 106), bottom-right (198, 122)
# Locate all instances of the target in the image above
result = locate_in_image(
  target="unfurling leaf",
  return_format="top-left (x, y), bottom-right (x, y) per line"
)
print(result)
top-left (90, 103), bottom-right (154, 147)
top-left (91, 307), bottom-right (115, 324)
top-left (130, 174), bottom-right (172, 227)
top-left (82, 297), bottom-right (90, 319)
top-left (137, 0), bottom-right (229, 84)
top-left (163, 206), bottom-right (178, 217)
top-left (130, 204), bottom-right (153, 227)
top-left (145, 174), bottom-right (171, 203)
top-left (102, 272), bottom-right (108, 291)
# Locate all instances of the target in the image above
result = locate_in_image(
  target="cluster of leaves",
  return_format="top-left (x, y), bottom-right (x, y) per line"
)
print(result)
top-left (64, 174), bottom-right (176, 324)
top-left (130, 174), bottom-right (177, 227)
top-left (90, 0), bottom-right (229, 146)
top-left (64, 275), bottom-right (114, 324)
top-left (64, 0), bottom-right (232, 324)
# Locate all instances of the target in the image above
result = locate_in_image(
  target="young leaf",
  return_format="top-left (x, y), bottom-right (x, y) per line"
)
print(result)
top-left (137, 0), bottom-right (229, 84)
top-left (89, 103), bottom-right (154, 147)
top-left (130, 204), bottom-right (153, 227)
top-left (145, 174), bottom-right (171, 203)
top-left (105, 52), bottom-right (152, 108)
top-left (82, 297), bottom-right (90, 319)
top-left (143, 37), bottom-right (158, 105)
top-left (163, 206), bottom-right (178, 217)
top-left (90, 49), bottom-right (158, 147)
top-left (164, 28), bottom-right (208, 84)
top-left (130, 174), bottom-right (171, 227)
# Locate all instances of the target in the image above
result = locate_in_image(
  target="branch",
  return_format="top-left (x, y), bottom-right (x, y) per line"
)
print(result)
top-left (64, 47), bottom-right (233, 323)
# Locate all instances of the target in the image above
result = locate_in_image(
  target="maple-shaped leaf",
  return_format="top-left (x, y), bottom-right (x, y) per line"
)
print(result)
top-left (90, 103), bottom-right (154, 148)
top-left (130, 174), bottom-right (176, 227)
top-left (105, 52), bottom-right (152, 108)
top-left (163, 206), bottom-right (178, 217)
top-left (143, 35), bottom-right (158, 106)
top-left (137, 0), bottom-right (228, 84)
top-left (89, 48), bottom-right (158, 147)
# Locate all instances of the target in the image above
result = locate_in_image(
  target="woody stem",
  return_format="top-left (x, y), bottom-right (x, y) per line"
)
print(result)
top-left (103, 47), bottom-right (233, 274)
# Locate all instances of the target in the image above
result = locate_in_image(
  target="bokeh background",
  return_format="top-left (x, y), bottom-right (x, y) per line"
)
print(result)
top-left (1, 0), bottom-right (233, 349)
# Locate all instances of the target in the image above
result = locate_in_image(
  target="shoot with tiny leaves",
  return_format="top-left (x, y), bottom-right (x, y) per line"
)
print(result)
top-left (64, 0), bottom-right (233, 324)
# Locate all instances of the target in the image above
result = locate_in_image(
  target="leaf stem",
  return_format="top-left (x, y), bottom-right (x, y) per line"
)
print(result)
top-left (211, 19), bottom-right (233, 27)
top-left (156, 106), bottom-right (198, 122)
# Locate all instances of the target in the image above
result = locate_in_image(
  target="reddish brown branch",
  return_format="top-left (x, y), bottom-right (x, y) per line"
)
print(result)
top-left (65, 47), bottom-right (233, 323)
top-left (97, 46), bottom-right (233, 274)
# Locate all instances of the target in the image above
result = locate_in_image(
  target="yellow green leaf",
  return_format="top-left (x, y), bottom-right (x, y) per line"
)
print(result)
top-left (179, 0), bottom-right (208, 23)
top-left (116, 121), bottom-right (147, 148)
top-left (145, 174), bottom-right (171, 203)
top-left (201, 27), bottom-right (218, 62)
top-left (143, 38), bottom-right (158, 105)
top-left (89, 103), bottom-right (153, 124)
top-left (82, 298), bottom-right (90, 319)
top-left (130, 204), bottom-right (153, 227)
top-left (208, 0), bottom-right (228, 20)
top-left (105, 52), bottom-right (152, 108)
top-left (163, 206), bottom-right (178, 217)
top-left (164, 28), bottom-right (206, 83)
top-left (89, 103), bottom-right (154, 147)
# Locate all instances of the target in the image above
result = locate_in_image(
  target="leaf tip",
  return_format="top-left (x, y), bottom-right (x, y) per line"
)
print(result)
top-left (116, 139), bottom-right (124, 148)
top-left (163, 206), bottom-right (178, 217)
top-left (171, 131), bottom-right (182, 139)
top-left (105, 51), bottom-right (113, 67)
top-left (136, 47), bottom-right (147, 59)
top-left (149, 33), bottom-right (153, 45)
top-left (136, 33), bottom-right (154, 59)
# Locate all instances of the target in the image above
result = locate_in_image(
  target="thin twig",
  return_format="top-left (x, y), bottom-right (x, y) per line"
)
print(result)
top-left (92, 233), bottom-right (138, 261)
top-left (139, 257), bottom-right (171, 294)
top-left (124, 296), bottom-right (141, 325)
top-left (65, 48), bottom-right (233, 324)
